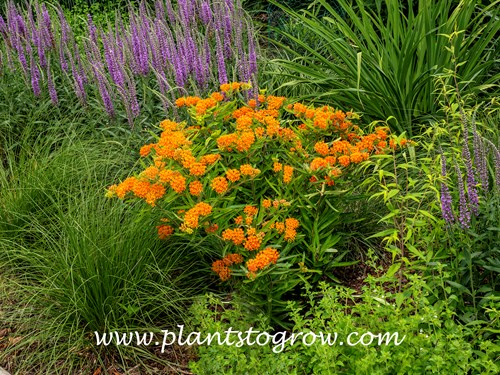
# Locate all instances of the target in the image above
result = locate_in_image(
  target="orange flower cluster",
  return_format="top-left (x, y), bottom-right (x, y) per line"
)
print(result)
top-left (283, 165), bottom-right (294, 184)
top-left (220, 81), bottom-right (251, 93)
top-left (108, 177), bottom-right (166, 206)
top-left (189, 180), bottom-right (203, 196)
top-left (181, 202), bottom-right (212, 231)
top-left (246, 248), bottom-right (280, 278)
top-left (212, 253), bottom-right (244, 281)
top-left (271, 217), bottom-right (300, 242)
top-left (109, 84), bottom-right (409, 284)
top-left (157, 224), bottom-right (174, 239)
top-left (290, 103), bottom-right (351, 133)
top-left (211, 176), bottom-right (228, 194)
top-left (239, 164), bottom-right (260, 177)
top-left (226, 169), bottom-right (241, 182)
top-left (222, 228), bottom-right (246, 245)
top-left (222, 225), bottom-right (265, 250)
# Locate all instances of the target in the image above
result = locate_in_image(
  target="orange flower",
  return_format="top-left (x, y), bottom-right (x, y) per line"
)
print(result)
top-left (273, 162), bottom-right (283, 172)
top-left (234, 216), bottom-right (243, 225)
top-left (212, 260), bottom-right (231, 281)
top-left (222, 253), bottom-right (244, 266)
top-left (140, 166), bottom-right (159, 181)
top-left (211, 176), bottom-right (228, 194)
top-left (200, 153), bottom-right (221, 165)
top-left (217, 133), bottom-right (237, 150)
top-left (189, 181), bottom-right (203, 196)
top-left (193, 202), bottom-right (212, 216)
top-left (189, 162), bottom-right (207, 176)
top-left (169, 173), bottom-right (186, 193)
top-left (235, 131), bottom-right (255, 152)
top-left (254, 126), bottom-right (266, 138)
top-left (262, 199), bottom-right (271, 209)
top-left (274, 222), bottom-right (285, 234)
top-left (211, 92), bottom-right (224, 102)
top-left (310, 157), bottom-right (327, 171)
top-left (338, 155), bottom-right (350, 167)
top-left (185, 96), bottom-right (201, 106)
top-left (244, 235), bottom-right (262, 251)
top-left (159, 119), bottom-right (179, 131)
top-left (195, 98), bottom-right (217, 115)
top-left (140, 143), bottom-right (154, 157)
top-left (145, 183), bottom-right (166, 206)
top-left (222, 228), bottom-right (245, 245)
top-left (285, 218), bottom-right (300, 230)
top-left (350, 152), bottom-right (364, 163)
top-left (240, 164), bottom-right (260, 177)
top-left (283, 165), bottom-right (293, 184)
top-left (236, 115), bottom-right (253, 131)
top-left (325, 156), bottom-right (336, 165)
top-left (244, 205), bottom-right (258, 217)
top-left (183, 202), bottom-right (212, 229)
top-left (158, 169), bottom-right (174, 183)
top-left (226, 169), bottom-right (241, 182)
top-left (175, 97), bottom-right (186, 107)
top-left (157, 225), bottom-right (174, 239)
top-left (205, 223), bottom-right (219, 233)
top-left (246, 248), bottom-right (280, 277)
top-left (266, 96), bottom-right (286, 110)
top-left (314, 141), bottom-right (330, 156)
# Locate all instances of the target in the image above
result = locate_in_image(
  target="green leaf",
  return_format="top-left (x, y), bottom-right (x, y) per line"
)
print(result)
top-left (386, 263), bottom-right (401, 278)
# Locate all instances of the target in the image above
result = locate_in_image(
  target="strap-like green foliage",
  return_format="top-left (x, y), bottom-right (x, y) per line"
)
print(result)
top-left (268, 0), bottom-right (500, 137)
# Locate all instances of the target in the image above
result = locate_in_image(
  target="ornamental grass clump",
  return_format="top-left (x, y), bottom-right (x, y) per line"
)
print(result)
top-left (107, 82), bottom-right (409, 323)
top-left (0, 0), bottom-right (258, 126)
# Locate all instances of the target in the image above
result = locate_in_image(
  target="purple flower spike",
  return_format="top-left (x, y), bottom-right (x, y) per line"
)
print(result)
top-left (30, 54), bottom-right (41, 97)
top-left (200, 1), bottom-right (212, 25)
top-left (215, 30), bottom-right (227, 84)
top-left (454, 161), bottom-right (470, 229)
top-left (41, 4), bottom-right (55, 48)
top-left (47, 64), bottom-right (58, 105)
top-left (460, 110), bottom-right (479, 216)
top-left (471, 113), bottom-right (489, 193)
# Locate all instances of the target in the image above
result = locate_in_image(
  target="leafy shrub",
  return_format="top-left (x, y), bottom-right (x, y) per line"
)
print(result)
top-left (107, 82), bottom-right (409, 325)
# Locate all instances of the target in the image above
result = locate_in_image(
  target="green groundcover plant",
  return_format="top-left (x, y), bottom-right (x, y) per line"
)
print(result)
top-left (189, 272), bottom-right (500, 374)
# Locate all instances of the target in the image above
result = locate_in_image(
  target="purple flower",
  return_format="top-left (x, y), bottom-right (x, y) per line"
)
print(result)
top-left (0, 15), bottom-right (7, 38)
top-left (459, 109), bottom-right (479, 216)
top-left (154, 0), bottom-right (166, 22)
top-left (471, 113), bottom-right (489, 193)
top-left (215, 30), bottom-right (227, 84)
top-left (91, 61), bottom-right (115, 117)
top-left (17, 44), bottom-right (28, 73)
top-left (47, 64), bottom-right (58, 105)
top-left (165, 0), bottom-right (177, 24)
top-left (248, 27), bottom-right (258, 78)
top-left (69, 53), bottom-right (86, 104)
top-left (41, 4), bottom-right (55, 48)
top-left (454, 161), bottom-right (470, 229)
top-left (30, 54), bottom-right (41, 97)
top-left (200, 1), bottom-right (212, 25)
